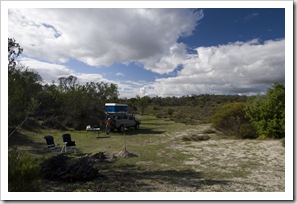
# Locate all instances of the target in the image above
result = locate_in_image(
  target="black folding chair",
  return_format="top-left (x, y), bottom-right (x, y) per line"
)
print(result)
top-left (62, 133), bottom-right (76, 153)
top-left (43, 135), bottom-right (60, 152)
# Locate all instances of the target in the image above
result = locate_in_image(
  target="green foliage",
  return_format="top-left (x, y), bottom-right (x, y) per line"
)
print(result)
top-left (130, 94), bottom-right (247, 125)
top-left (8, 38), bottom-right (121, 132)
top-left (212, 102), bottom-right (257, 138)
top-left (245, 83), bottom-right (285, 138)
top-left (48, 79), bottom-right (119, 130)
top-left (8, 65), bottom-right (42, 131)
top-left (8, 38), bottom-right (23, 68)
top-left (167, 108), bottom-right (174, 116)
top-left (239, 123), bottom-right (258, 139)
top-left (136, 96), bottom-right (150, 115)
top-left (8, 39), bottom-right (42, 133)
top-left (8, 148), bottom-right (41, 191)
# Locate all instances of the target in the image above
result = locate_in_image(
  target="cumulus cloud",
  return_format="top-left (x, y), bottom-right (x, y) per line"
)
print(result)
top-left (142, 39), bottom-right (285, 97)
top-left (19, 57), bottom-right (108, 84)
top-left (9, 8), bottom-right (203, 74)
top-left (19, 58), bottom-right (73, 82)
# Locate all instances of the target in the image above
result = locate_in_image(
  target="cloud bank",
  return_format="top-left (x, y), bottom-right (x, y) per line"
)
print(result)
top-left (143, 38), bottom-right (285, 97)
top-left (9, 8), bottom-right (203, 74)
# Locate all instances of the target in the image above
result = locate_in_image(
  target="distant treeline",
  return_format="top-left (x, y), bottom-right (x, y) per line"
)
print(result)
top-left (8, 38), bottom-right (285, 139)
top-left (117, 94), bottom-right (248, 125)
top-left (8, 63), bottom-right (248, 132)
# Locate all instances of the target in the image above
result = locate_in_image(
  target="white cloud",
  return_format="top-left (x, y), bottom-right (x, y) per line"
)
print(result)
top-left (9, 8), bottom-right (203, 74)
top-left (19, 57), bottom-right (73, 83)
top-left (142, 39), bottom-right (285, 97)
top-left (115, 72), bottom-right (125, 77)
top-left (20, 57), bottom-right (109, 84)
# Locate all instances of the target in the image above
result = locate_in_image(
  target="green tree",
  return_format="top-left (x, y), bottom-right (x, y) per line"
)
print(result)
top-left (8, 38), bottom-right (42, 134)
top-left (56, 78), bottom-right (119, 129)
top-left (8, 38), bottom-right (23, 69)
top-left (245, 83), bottom-right (285, 138)
top-left (136, 96), bottom-right (149, 115)
top-left (9, 65), bottom-right (42, 133)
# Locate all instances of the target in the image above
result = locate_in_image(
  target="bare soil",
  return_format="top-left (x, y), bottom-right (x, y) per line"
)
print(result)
top-left (167, 124), bottom-right (285, 192)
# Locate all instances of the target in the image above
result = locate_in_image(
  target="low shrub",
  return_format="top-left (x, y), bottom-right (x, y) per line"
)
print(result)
top-left (8, 148), bottom-right (41, 191)
top-left (212, 102), bottom-right (257, 138)
top-left (239, 123), bottom-right (258, 139)
top-left (182, 134), bottom-right (210, 142)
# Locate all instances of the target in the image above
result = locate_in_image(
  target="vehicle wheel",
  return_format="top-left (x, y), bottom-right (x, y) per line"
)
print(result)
top-left (135, 123), bottom-right (140, 130)
top-left (119, 125), bottom-right (125, 133)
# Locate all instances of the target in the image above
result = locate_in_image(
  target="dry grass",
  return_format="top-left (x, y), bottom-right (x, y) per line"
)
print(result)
top-left (9, 116), bottom-right (285, 192)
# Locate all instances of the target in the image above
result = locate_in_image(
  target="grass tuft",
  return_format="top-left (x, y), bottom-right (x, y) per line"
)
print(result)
top-left (182, 134), bottom-right (210, 142)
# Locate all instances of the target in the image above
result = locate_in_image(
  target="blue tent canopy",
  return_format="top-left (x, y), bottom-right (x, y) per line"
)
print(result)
top-left (105, 103), bottom-right (128, 113)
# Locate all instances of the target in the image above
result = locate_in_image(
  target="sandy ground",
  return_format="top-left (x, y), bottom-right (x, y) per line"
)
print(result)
top-left (168, 125), bottom-right (285, 192)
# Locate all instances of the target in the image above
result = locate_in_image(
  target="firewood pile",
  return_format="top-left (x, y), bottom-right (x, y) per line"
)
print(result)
top-left (40, 154), bottom-right (98, 182)
top-left (40, 151), bottom-right (137, 182)
top-left (87, 152), bottom-right (116, 162)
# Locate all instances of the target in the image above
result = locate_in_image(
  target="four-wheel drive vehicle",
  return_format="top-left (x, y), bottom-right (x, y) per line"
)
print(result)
top-left (104, 103), bottom-right (140, 133)
top-left (107, 113), bottom-right (140, 132)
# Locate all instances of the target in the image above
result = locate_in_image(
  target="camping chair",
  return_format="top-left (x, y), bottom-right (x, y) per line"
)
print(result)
top-left (62, 133), bottom-right (76, 153)
top-left (43, 135), bottom-right (60, 152)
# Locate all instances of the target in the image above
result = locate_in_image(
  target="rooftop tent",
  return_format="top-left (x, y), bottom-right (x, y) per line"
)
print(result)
top-left (105, 103), bottom-right (128, 113)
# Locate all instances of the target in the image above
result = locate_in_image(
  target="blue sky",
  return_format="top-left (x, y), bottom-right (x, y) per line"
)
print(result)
top-left (179, 8), bottom-right (285, 47)
top-left (8, 6), bottom-right (286, 98)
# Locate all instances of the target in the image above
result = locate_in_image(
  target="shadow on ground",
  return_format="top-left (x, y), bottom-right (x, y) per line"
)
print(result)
top-left (8, 131), bottom-right (85, 156)
top-left (94, 167), bottom-right (231, 192)
top-left (122, 128), bottom-right (165, 136)
top-left (41, 163), bottom-right (231, 192)
top-left (8, 131), bottom-right (46, 154)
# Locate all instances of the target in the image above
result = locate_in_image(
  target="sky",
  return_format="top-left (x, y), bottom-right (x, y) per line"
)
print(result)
top-left (8, 6), bottom-right (286, 98)
top-left (2, 2), bottom-right (294, 201)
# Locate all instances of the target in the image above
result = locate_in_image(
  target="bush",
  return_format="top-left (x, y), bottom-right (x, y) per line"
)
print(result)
top-left (167, 108), bottom-right (174, 116)
top-left (245, 83), bottom-right (285, 138)
top-left (182, 134), bottom-right (210, 141)
top-left (8, 148), bottom-right (41, 191)
top-left (239, 123), bottom-right (258, 139)
top-left (212, 102), bottom-right (256, 138)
